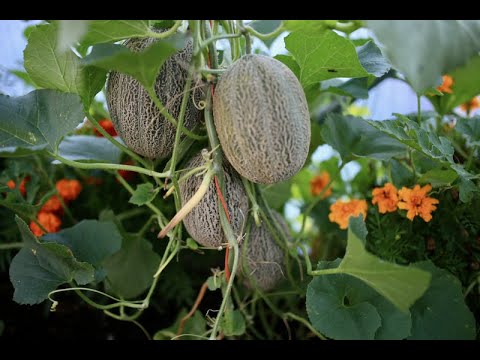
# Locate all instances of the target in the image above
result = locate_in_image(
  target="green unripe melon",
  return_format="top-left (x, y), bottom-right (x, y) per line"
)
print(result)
top-left (213, 54), bottom-right (310, 184)
top-left (179, 152), bottom-right (249, 248)
top-left (242, 211), bottom-right (290, 291)
top-left (106, 35), bottom-right (201, 159)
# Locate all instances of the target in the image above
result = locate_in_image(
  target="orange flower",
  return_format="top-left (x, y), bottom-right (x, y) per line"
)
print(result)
top-left (397, 184), bottom-right (439, 222)
top-left (328, 199), bottom-right (368, 230)
top-left (40, 195), bottom-right (64, 215)
top-left (29, 211), bottom-right (62, 237)
top-left (6, 177), bottom-right (29, 197)
top-left (118, 160), bottom-right (136, 182)
top-left (56, 179), bottom-right (82, 201)
top-left (460, 97), bottom-right (480, 113)
top-left (94, 119), bottom-right (117, 137)
top-left (310, 172), bottom-right (332, 198)
top-left (372, 183), bottom-right (399, 213)
top-left (436, 75), bottom-right (454, 94)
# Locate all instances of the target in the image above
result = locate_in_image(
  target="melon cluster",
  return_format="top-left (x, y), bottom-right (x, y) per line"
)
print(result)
top-left (106, 32), bottom-right (309, 291)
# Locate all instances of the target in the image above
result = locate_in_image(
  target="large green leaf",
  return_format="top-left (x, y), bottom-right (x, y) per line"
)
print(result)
top-left (9, 216), bottom-right (95, 305)
top-left (366, 20), bottom-right (480, 93)
top-left (356, 40), bottom-right (391, 78)
top-left (321, 114), bottom-right (406, 162)
top-left (42, 220), bottom-right (122, 268)
top-left (418, 169), bottom-right (458, 188)
top-left (307, 259), bottom-right (411, 340)
top-left (0, 90), bottom-right (84, 156)
top-left (103, 235), bottom-right (161, 299)
top-left (56, 135), bottom-right (123, 164)
top-left (24, 23), bottom-right (106, 106)
top-left (408, 261), bottom-right (476, 340)
top-left (81, 20), bottom-right (152, 45)
top-left (339, 217), bottom-right (431, 312)
top-left (284, 30), bottom-right (368, 87)
top-left (82, 34), bottom-right (186, 89)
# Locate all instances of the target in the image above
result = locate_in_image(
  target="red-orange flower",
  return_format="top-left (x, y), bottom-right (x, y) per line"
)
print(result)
top-left (310, 172), bottom-right (332, 198)
top-left (372, 183), bottom-right (399, 213)
top-left (328, 199), bottom-right (368, 230)
top-left (94, 119), bottom-right (117, 137)
top-left (7, 177), bottom-right (29, 197)
top-left (397, 184), bottom-right (439, 222)
top-left (56, 179), bottom-right (82, 201)
top-left (118, 160), bottom-right (136, 182)
top-left (29, 211), bottom-right (62, 237)
top-left (460, 97), bottom-right (480, 113)
top-left (437, 75), bottom-right (454, 94)
top-left (40, 195), bottom-right (64, 216)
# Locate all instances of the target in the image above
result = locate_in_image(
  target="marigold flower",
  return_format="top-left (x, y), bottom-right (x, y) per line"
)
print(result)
top-left (437, 75), bottom-right (454, 94)
top-left (397, 184), bottom-right (439, 222)
top-left (372, 182), bottom-right (399, 213)
top-left (328, 199), bottom-right (368, 230)
top-left (7, 177), bottom-right (29, 197)
top-left (94, 119), bottom-right (117, 137)
top-left (460, 96), bottom-right (480, 114)
top-left (40, 195), bottom-right (64, 215)
top-left (310, 172), bottom-right (332, 198)
top-left (29, 211), bottom-right (62, 237)
top-left (56, 179), bottom-right (82, 201)
top-left (118, 160), bottom-right (136, 182)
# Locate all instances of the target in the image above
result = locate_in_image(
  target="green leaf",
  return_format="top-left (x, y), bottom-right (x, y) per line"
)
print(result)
top-left (458, 177), bottom-right (478, 203)
top-left (339, 216), bottom-right (431, 312)
top-left (260, 181), bottom-right (291, 211)
top-left (321, 114), bottom-right (406, 161)
top-left (56, 135), bottom-right (123, 164)
top-left (456, 116), bottom-right (480, 144)
top-left (249, 20), bottom-right (282, 48)
top-left (81, 20), bottom-right (152, 45)
top-left (9, 216), bottom-right (95, 305)
top-left (418, 169), bottom-right (458, 188)
top-left (0, 90), bottom-right (84, 156)
top-left (221, 309), bottom-right (246, 337)
top-left (274, 54), bottom-right (300, 79)
top-left (284, 30), bottom-right (368, 87)
top-left (389, 159), bottom-right (414, 188)
top-left (153, 309), bottom-right (206, 340)
top-left (366, 20), bottom-right (480, 93)
top-left (24, 24), bottom-right (106, 106)
top-left (103, 235), bottom-right (161, 299)
top-left (368, 116), bottom-right (454, 164)
top-left (321, 78), bottom-right (369, 99)
top-left (82, 34), bottom-right (186, 89)
top-left (129, 183), bottom-right (160, 206)
top-left (42, 220), bottom-right (122, 268)
top-left (207, 275), bottom-right (222, 291)
top-left (408, 261), bottom-right (476, 340)
top-left (307, 259), bottom-right (381, 340)
top-left (356, 40), bottom-right (391, 77)
top-left (307, 259), bottom-right (411, 340)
